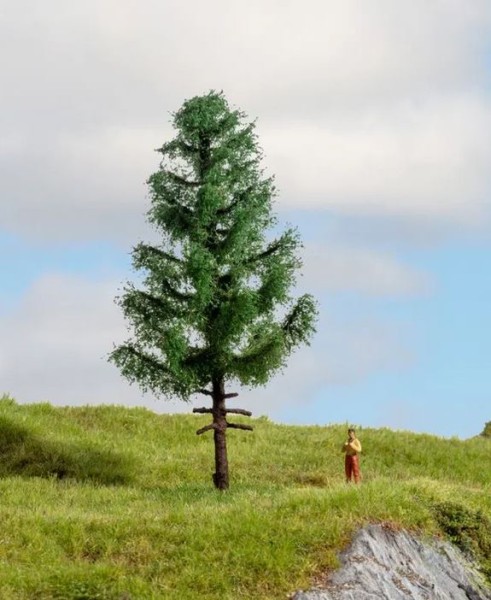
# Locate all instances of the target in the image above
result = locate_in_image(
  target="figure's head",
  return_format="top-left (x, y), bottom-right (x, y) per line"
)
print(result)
top-left (348, 428), bottom-right (356, 440)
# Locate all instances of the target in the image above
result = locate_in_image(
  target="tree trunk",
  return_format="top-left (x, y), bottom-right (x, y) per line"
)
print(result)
top-left (211, 378), bottom-right (229, 490)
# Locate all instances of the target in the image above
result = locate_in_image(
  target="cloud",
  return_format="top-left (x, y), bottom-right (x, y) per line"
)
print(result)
top-left (0, 272), bottom-right (414, 417)
top-left (6, 0), bottom-right (481, 114)
top-left (0, 273), bottom-right (183, 411)
top-left (261, 93), bottom-right (491, 226)
top-left (1, 0), bottom-right (490, 242)
top-left (233, 312), bottom-right (415, 417)
top-left (300, 243), bottom-right (432, 297)
top-left (0, 126), bottom-right (165, 242)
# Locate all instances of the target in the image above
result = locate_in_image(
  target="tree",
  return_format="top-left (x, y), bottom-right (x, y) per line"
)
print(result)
top-left (480, 422), bottom-right (491, 438)
top-left (110, 91), bottom-right (318, 490)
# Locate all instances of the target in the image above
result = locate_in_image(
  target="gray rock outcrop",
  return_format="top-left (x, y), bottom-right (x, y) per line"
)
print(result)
top-left (293, 524), bottom-right (491, 600)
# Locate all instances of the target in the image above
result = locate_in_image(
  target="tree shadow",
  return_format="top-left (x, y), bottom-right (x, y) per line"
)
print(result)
top-left (0, 415), bottom-right (134, 485)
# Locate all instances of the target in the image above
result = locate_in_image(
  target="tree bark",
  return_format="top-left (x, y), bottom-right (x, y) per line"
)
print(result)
top-left (211, 378), bottom-right (229, 490)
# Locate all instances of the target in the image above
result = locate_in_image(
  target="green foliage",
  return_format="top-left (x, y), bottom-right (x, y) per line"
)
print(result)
top-left (40, 570), bottom-right (121, 600)
top-left (110, 91), bottom-right (318, 400)
top-left (0, 400), bottom-right (490, 599)
top-left (480, 421), bottom-right (491, 437)
top-left (433, 501), bottom-right (491, 580)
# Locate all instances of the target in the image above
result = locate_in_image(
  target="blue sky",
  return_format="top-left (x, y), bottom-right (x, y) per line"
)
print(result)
top-left (281, 237), bottom-right (491, 436)
top-left (1, 0), bottom-right (490, 438)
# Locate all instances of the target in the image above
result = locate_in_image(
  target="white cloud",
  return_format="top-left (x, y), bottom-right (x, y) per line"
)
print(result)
top-left (261, 93), bottom-right (491, 225)
top-left (300, 243), bottom-right (432, 297)
top-left (0, 126), bottom-right (165, 242)
top-left (0, 273), bottom-right (183, 411)
top-left (233, 312), bottom-right (414, 418)
top-left (1, 0), bottom-right (490, 241)
top-left (0, 272), bottom-right (414, 415)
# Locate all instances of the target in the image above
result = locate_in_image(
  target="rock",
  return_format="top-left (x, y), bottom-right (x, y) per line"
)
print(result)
top-left (292, 524), bottom-right (491, 600)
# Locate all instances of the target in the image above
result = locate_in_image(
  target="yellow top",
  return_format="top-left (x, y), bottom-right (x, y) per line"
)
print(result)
top-left (342, 438), bottom-right (362, 456)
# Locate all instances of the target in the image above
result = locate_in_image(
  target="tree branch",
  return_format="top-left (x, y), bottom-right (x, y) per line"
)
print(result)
top-left (196, 423), bottom-right (218, 435)
top-left (125, 290), bottom-right (176, 316)
top-left (194, 407), bottom-right (251, 417)
top-left (163, 170), bottom-right (201, 187)
top-left (134, 244), bottom-right (183, 265)
top-left (197, 389), bottom-right (213, 396)
top-left (195, 389), bottom-right (237, 399)
top-left (179, 140), bottom-right (197, 154)
top-left (216, 184), bottom-right (255, 217)
top-left (225, 408), bottom-right (252, 416)
top-left (216, 186), bottom-right (252, 217)
top-left (162, 278), bottom-right (194, 302)
top-left (226, 422), bottom-right (254, 431)
top-left (156, 139), bottom-right (198, 156)
top-left (246, 240), bottom-right (283, 265)
top-left (216, 226), bottom-right (231, 237)
top-left (109, 345), bottom-right (174, 393)
top-left (113, 345), bottom-right (169, 374)
top-left (216, 198), bottom-right (240, 216)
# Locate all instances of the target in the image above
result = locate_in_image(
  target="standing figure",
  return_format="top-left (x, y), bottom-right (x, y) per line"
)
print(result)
top-left (342, 428), bottom-right (362, 483)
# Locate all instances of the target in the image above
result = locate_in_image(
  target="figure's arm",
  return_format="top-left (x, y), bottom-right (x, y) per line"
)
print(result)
top-left (349, 439), bottom-right (362, 453)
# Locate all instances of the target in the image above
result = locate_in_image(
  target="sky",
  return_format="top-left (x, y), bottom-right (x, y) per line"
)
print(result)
top-left (1, 0), bottom-right (490, 438)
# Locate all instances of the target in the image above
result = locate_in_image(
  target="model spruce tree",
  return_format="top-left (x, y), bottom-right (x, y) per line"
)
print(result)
top-left (110, 91), bottom-right (317, 490)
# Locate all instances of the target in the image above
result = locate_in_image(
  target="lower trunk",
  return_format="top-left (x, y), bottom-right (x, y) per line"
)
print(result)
top-left (212, 378), bottom-right (229, 490)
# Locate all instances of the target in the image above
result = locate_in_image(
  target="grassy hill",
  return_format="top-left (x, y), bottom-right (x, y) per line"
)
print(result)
top-left (0, 395), bottom-right (489, 599)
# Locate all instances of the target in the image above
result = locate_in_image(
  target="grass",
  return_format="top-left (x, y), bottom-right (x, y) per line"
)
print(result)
top-left (0, 394), bottom-right (489, 599)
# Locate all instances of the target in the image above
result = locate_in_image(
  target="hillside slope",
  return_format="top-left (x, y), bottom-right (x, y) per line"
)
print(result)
top-left (0, 396), bottom-right (489, 599)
